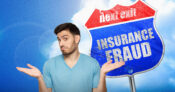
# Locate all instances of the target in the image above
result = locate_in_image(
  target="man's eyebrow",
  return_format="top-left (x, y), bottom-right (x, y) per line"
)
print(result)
top-left (57, 35), bottom-right (68, 39)
top-left (62, 35), bottom-right (68, 37)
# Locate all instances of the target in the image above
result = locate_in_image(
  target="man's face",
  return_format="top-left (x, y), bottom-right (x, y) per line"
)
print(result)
top-left (57, 29), bottom-right (80, 55)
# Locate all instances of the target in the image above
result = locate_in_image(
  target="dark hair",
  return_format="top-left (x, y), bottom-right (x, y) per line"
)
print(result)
top-left (54, 23), bottom-right (80, 36)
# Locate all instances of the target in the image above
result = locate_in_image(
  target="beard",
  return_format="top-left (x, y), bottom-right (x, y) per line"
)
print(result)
top-left (62, 46), bottom-right (77, 56)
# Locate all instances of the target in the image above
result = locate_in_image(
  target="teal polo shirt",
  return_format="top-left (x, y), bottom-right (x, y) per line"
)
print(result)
top-left (43, 53), bottom-right (100, 92)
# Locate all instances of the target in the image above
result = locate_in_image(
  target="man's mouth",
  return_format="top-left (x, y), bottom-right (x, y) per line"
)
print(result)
top-left (61, 48), bottom-right (66, 50)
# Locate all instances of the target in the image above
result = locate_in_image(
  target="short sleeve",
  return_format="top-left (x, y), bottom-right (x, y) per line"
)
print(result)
top-left (92, 59), bottom-right (100, 88)
top-left (43, 61), bottom-right (53, 88)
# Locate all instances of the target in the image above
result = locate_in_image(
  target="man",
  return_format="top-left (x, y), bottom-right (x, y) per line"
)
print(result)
top-left (16, 23), bottom-right (125, 92)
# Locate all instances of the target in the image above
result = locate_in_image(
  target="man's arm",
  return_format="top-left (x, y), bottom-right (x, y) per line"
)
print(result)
top-left (38, 75), bottom-right (52, 92)
top-left (93, 70), bottom-right (107, 92)
top-left (93, 60), bottom-right (125, 92)
top-left (16, 64), bottom-right (51, 92)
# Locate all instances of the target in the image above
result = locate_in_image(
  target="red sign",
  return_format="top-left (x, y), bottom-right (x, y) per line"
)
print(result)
top-left (86, 0), bottom-right (155, 29)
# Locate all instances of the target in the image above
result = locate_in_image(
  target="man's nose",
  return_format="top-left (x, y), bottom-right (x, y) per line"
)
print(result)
top-left (59, 40), bottom-right (64, 47)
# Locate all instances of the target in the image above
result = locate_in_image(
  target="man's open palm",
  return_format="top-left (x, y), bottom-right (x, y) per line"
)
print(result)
top-left (101, 60), bottom-right (125, 74)
top-left (16, 64), bottom-right (41, 79)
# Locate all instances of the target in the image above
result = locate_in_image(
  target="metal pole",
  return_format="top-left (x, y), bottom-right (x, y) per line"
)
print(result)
top-left (129, 75), bottom-right (136, 92)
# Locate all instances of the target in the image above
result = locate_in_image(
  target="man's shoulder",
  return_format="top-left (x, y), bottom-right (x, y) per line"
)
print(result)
top-left (81, 53), bottom-right (96, 60)
top-left (44, 55), bottom-right (62, 66)
top-left (80, 53), bottom-right (99, 65)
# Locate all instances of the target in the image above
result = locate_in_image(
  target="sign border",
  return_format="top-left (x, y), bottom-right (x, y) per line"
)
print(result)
top-left (85, 0), bottom-right (165, 78)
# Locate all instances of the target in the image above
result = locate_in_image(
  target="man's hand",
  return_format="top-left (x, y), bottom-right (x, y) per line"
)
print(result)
top-left (16, 64), bottom-right (42, 79)
top-left (101, 60), bottom-right (125, 74)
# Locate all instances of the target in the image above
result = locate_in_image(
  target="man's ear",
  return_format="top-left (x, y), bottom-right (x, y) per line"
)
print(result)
top-left (75, 35), bottom-right (80, 44)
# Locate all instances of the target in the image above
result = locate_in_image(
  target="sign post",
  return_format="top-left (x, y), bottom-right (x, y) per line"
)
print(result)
top-left (85, 0), bottom-right (164, 91)
top-left (129, 75), bottom-right (136, 92)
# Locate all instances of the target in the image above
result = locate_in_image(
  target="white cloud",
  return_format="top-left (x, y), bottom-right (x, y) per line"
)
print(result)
top-left (108, 0), bottom-right (134, 8)
top-left (172, 32), bottom-right (175, 40)
top-left (72, 0), bottom-right (133, 25)
top-left (48, 40), bottom-right (60, 58)
top-left (79, 39), bottom-right (91, 55)
top-left (163, 35), bottom-right (175, 53)
top-left (72, 21), bottom-right (92, 55)
top-left (163, 57), bottom-right (175, 70)
top-left (106, 77), bottom-right (129, 88)
top-left (72, 0), bottom-right (175, 25)
top-left (145, 0), bottom-right (175, 17)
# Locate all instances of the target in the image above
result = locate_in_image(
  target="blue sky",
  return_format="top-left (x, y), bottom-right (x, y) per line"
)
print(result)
top-left (0, 0), bottom-right (175, 92)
